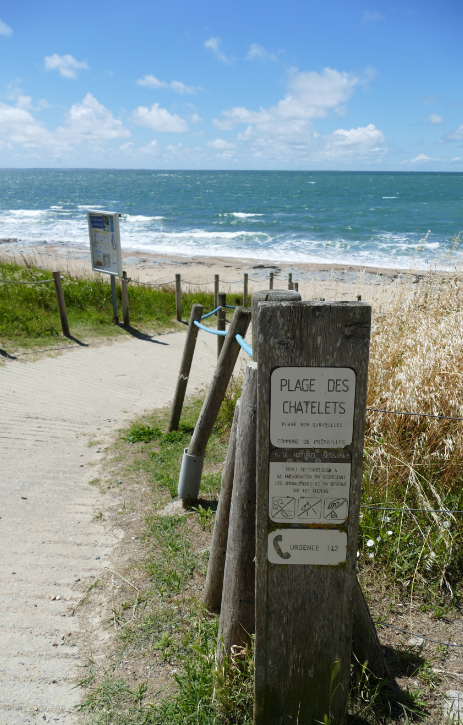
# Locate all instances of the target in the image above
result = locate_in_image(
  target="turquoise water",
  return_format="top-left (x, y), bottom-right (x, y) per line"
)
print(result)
top-left (0, 169), bottom-right (462, 269)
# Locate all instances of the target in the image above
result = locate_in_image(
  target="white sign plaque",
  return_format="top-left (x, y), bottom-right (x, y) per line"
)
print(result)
top-left (270, 367), bottom-right (356, 448)
top-left (269, 454), bottom-right (351, 524)
top-left (268, 528), bottom-right (347, 566)
top-left (87, 210), bottom-right (122, 277)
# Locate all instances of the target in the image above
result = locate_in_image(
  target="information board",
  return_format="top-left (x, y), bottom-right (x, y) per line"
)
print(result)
top-left (87, 210), bottom-right (122, 277)
top-left (270, 367), bottom-right (356, 448)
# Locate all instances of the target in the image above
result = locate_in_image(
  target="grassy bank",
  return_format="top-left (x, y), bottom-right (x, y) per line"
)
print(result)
top-left (75, 268), bottom-right (463, 724)
top-left (0, 257), bottom-right (245, 353)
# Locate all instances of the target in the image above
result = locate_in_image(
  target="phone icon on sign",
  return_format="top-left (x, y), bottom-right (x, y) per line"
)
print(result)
top-left (273, 534), bottom-right (291, 560)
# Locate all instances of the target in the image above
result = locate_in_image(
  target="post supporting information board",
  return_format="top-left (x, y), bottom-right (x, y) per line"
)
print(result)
top-left (255, 300), bottom-right (371, 724)
top-left (110, 275), bottom-right (119, 323)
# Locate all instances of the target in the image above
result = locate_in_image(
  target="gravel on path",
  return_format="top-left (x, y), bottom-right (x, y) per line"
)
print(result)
top-left (0, 331), bottom-right (216, 724)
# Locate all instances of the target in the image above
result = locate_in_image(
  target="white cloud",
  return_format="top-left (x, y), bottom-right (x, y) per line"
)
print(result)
top-left (425, 113), bottom-right (443, 125)
top-left (137, 74), bottom-right (166, 89)
top-left (137, 75), bottom-right (200, 94)
top-left (204, 37), bottom-right (234, 64)
top-left (206, 138), bottom-right (235, 149)
top-left (246, 43), bottom-right (277, 62)
top-left (214, 67), bottom-right (363, 131)
top-left (190, 113), bottom-right (202, 124)
top-left (120, 142), bottom-right (134, 151)
top-left (440, 125), bottom-right (463, 142)
top-left (132, 103), bottom-right (189, 132)
top-left (58, 93), bottom-right (130, 141)
top-left (407, 153), bottom-right (439, 164)
top-left (362, 10), bottom-right (384, 23)
top-left (44, 53), bottom-right (88, 79)
top-left (0, 93), bottom-right (130, 150)
top-left (140, 140), bottom-right (158, 154)
top-left (0, 18), bottom-right (12, 36)
top-left (322, 124), bottom-right (386, 158)
top-left (452, 157), bottom-right (461, 162)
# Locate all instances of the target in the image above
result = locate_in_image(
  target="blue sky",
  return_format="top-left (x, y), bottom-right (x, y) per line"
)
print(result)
top-left (0, 0), bottom-right (462, 170)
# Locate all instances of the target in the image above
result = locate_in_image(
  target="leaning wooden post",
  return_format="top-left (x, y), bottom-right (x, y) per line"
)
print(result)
top-left (204, 399), bottom-right (241, 611)
top-left (167, 303), bottom-right (204, 432)
top-left (269, 272), bottom-right (274, 289)
top-left (52, 271), bottom-right (70, 337)
top-left (121, 271), bottom-right (130, 326)
top-left (243, 273), bottom-right (248, 308)
top-left (214, 274), bottom-right (219, 311)
top-left (216, 362), bottom-right (257, 664)
top-left (287, 272), bottom-right (292, 289)
top-left (217, 292), bottom-right (226, 359)
top-left (177, 306), bottom-right (251, 501)
top-left (254, 300), bottom-right (371, 725)
top-left (175, 273), bottom-right (182, 322)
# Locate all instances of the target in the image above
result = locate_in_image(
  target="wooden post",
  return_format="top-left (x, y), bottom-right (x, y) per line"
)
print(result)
top-left (243, 273), bottom-right (248, 308)
top-left (255, 300), bottom-right (371, 725)
top-left (269, 272), bottom-right (274, 289)
top-left (294, 281), bottom-right (299, 292)
top-left (187, 307), bottom-right (251, 458)
top-left (204, 399), bottom-right (241, 611)
top-left (357, 294), bottom-right (362, 301)
top-left (175, 273), bottom-right (182, 322)
top-left (217, 292), bottom-right (226, 359)
top-left (110, 275), bottom-right (119, 323)
top-left (121, 271), bottom-right (130, 326)
top-left (167, 303), bottom-right (204, 432)
top-left (214, 274), bottom-right (219, 311)
top-left (216, 362), bottom-right (257, 664)
top-left (52, 271), bottom-right (70, 337)
top-left (251, 290), bottom-right (301, 363)
top-left (287, 272), bottom-right (292, 290)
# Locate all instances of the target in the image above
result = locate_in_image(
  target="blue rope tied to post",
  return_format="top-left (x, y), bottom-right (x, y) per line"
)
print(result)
top-left (235, 334), bottom-right (253, 357)
top-left (225, 304), bottom-right (236, 309)
top-left (200, 306), bottom-right (222, 320)
top-left (194, 320), bottom-right (227, 336)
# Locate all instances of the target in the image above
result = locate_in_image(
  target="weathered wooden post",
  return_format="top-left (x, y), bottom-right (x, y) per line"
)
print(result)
top-left (175, 273), bottom-right (182, 322)
top-left (110, 275), bottom-right (119, 323)
top-left (52, 271), bottom-right (70, 337)
top-left (168, 303), bottom-right (204, 432)
top-left (243, 273), bottom-right (248, 308)
top-left (217, 292), bottom-right (226, 359)
top-left (357, 294), bottom-right (362, 301)
top-left (204, 399), bottom-right (241, 611)
top-left (251, 290), bottom-right (301, 363)
top-left (269, 272), bottom-right (274, 289)
top-left (216, 362), bottom-right (257, 664)
top-left (287, 272), bottom-right (292, 290)
top-left (178, 306), bottom-right (251, 501)
top-left (214, 274), bottom-right (219, 311)
top-left (294, 281), bottom-right (299, 292)
top-left (121, 271), bottom-right (130, 326)
top-left (254, 300), bottom-right (371, 725)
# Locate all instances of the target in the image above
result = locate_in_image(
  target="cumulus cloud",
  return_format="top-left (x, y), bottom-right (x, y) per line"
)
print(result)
top-left (214, 67), bottom-right (363, 131)
top-left (44, 53), bottom-right (88, 79)
top-left (322, 124), bottom-right (386, 158)
top-left (206, 138), bottom-right (235, 149)
top-left (425, 113), bottom-right (443, 125)
top-left (0, 18), bottom-right (12, 36)
top-left (440, 125), bottom-right (463, 142)
top-left (132, 103), bottom-right (189, 133)
top-left (137, 75), bottom-right (200, 94)
top-left (204, 37), bottom-right (234, 64)
top-left (246, 43), bottom-right (277, 62)
top-left (362, 10), bottom-right (384, 23)
top-left (406, 153), bottom-right (439, 164)
top-left (0, 93), bottom-right (130, 149)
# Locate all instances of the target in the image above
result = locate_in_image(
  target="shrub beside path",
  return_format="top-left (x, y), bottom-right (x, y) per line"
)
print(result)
top-left (0, 331), bottom-right (216, 725)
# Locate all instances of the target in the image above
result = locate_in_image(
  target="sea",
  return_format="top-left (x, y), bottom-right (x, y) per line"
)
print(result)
top-left (0, 169), bottom-right (462, 271)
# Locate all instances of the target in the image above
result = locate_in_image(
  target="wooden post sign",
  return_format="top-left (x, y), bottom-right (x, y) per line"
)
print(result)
top-left (255, 301), bottom-right (371, 725)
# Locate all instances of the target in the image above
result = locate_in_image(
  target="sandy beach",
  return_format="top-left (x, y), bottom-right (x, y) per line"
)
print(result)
top-left (0, 241), bottom-right (427, 307)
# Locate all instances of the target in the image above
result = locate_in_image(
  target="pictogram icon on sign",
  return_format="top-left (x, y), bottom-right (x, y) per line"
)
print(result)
top-left (271, 496), bottom-right (295, 519)
top-left (323, 498), bottom-right (348, 520)
top-left (297, 497), bottom-right (322, 519)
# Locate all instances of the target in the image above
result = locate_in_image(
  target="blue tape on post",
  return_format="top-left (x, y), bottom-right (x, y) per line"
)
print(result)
top-left (235, 334), bottom-right (253, 357)
top-left (194, 320), bottom-right (228, 336)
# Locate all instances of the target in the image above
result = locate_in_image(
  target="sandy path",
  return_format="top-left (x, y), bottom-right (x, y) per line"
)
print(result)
top-left (0, 331), bottom-right (217, 724)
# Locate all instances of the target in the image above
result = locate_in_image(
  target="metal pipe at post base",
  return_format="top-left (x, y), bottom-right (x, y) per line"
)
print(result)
top-left (110, 275), bottom-right (119, 323)
top-left (178, 306), bottom-right (251, 502)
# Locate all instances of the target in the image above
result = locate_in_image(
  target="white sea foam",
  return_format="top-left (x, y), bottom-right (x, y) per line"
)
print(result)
top-left (124, 214), bottom-right (165, 222)
top-left (230, 212), bottom-right (264, 218)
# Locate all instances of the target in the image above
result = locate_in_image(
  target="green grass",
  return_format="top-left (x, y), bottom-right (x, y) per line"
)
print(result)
top-left (0, 257), bottom-right (245, 352)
